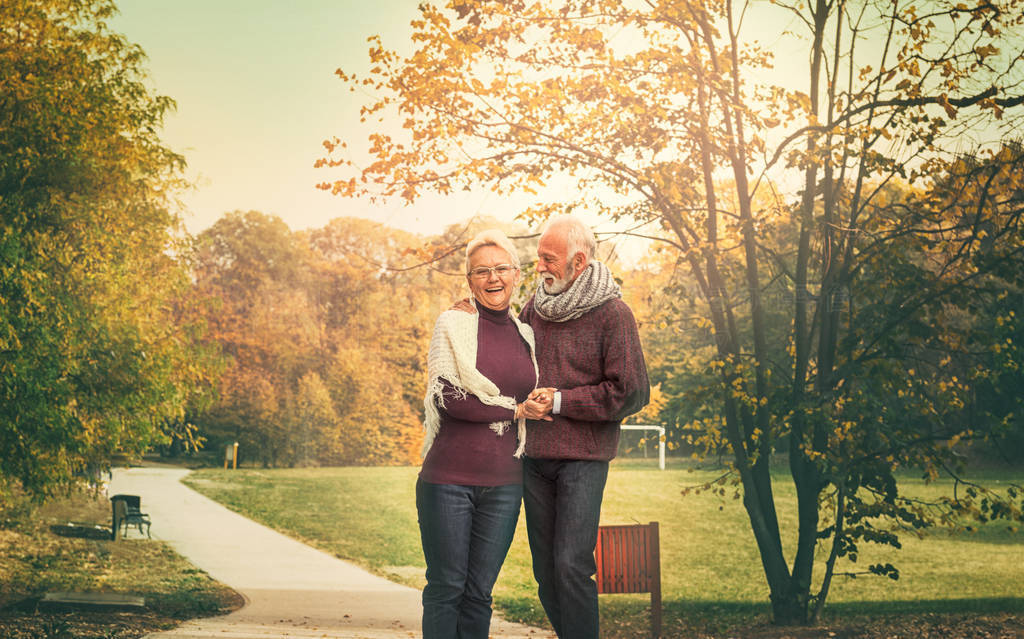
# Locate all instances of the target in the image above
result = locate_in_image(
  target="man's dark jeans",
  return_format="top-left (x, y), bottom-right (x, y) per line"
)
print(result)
top-left (416, 479), bottom-right (522, 639)
top-left (523, 457), bottom-right (609, 639)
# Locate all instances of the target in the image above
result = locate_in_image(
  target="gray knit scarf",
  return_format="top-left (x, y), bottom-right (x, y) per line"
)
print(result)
top-left (533, 260), bottom-right (622, 322)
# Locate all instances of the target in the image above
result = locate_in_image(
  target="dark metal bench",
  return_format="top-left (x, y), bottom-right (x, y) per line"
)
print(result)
top-left (110, 494), bottom-right (151, 539)
top-left (595, 522), bottom-right (662, 638)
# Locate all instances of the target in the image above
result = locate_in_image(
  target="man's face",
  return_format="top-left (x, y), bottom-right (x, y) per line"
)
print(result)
top-left (536, 229), bottom-right (578, 294)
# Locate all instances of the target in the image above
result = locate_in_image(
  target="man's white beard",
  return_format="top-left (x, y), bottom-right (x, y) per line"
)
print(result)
top-left (542, 269), bottom-right (575, 294)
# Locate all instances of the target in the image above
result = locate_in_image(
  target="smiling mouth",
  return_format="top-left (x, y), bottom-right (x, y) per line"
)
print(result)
top-left (485, 286), bottom-right (504, 293)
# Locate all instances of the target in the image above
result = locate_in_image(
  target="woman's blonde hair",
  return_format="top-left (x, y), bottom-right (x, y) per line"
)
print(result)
top-left (464, 229), bottom-right (520, 274)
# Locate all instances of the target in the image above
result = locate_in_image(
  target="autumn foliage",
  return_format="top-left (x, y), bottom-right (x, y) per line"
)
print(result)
top-left (184, 212), bottom-right (433, 467)
top-left (183, 213), bottom-right (526, 468)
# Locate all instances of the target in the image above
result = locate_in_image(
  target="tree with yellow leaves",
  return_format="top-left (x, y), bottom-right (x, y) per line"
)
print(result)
top-left (321, 0), bottom-right (1024, 623)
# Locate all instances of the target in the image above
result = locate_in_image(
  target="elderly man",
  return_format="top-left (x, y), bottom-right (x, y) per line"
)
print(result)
top-left (498, 215), bottom-right (650, 638)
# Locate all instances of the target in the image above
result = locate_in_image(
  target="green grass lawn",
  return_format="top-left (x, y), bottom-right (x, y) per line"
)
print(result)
top-left (184, 460), bottom-right (1024, 637)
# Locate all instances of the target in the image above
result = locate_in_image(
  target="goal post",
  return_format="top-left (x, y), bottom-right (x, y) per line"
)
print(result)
top-left (620, 424), bottom-right (666, 470)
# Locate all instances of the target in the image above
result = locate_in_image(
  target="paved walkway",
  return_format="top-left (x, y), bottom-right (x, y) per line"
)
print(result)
top-left (109, 467), bottom-right (553, 639)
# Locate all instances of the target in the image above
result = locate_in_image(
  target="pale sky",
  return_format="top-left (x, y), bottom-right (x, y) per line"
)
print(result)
top-left (108, 1), bottom-right (803, 251)
top-left (111, 0), bottom-right (529, 239)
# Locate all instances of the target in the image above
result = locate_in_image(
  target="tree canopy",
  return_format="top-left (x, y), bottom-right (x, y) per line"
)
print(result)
top-left (0, 0), bottom-right (215, 496)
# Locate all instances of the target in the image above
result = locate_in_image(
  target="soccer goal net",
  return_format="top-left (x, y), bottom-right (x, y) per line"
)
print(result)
top-left (618, 424), bottom-right (666, 470)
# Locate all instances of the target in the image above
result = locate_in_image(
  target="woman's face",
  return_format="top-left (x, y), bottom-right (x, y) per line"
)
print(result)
top-left (466, 244), bottom-right (519, 311)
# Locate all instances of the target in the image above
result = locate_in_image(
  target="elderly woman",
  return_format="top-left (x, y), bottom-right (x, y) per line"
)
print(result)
top-left (418, 229), bottom-right (539, 639)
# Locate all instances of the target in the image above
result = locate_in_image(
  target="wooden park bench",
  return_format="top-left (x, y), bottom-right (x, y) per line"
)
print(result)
top-left (595, 521), bottom-right (662, 638)
top-left (110, 494), bottom-right (151, 539)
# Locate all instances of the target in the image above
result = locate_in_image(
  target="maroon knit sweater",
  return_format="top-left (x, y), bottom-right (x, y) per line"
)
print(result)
top-left (419, 304), bottom-right (535, 486)
top-left (519, 296), bottom-right (649, 460)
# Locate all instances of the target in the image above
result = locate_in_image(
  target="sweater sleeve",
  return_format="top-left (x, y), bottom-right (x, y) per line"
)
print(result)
top-left (558, 302), bottom-right (650, 422)
top-left (437, 378), bottom-right (516, 423)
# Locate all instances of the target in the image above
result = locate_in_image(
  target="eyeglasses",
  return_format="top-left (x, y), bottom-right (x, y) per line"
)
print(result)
top-left (468, 264), bottom-right (517, 279)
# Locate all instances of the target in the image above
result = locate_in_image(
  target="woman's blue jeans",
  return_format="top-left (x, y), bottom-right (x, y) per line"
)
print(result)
top-left (416, 479), bottom-right (522, 639)
top-left (522, 457), bottom-right (609, 639)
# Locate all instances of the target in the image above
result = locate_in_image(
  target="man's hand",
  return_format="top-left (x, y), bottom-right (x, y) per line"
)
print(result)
top-left (528, 387), bottom-right (556, 405)
top-left (450, 298), bottom-right (475, 313)
top-left (518, 387), bottom-right (556, 421)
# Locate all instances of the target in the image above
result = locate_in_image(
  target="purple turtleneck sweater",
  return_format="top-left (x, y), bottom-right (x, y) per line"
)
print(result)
top-left (419, 304), bottom-right (535, 486)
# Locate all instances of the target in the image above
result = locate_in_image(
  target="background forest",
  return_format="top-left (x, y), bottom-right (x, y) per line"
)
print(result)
top-left (177, 203), bottom-right (1024, 477)
top-left (182, 211), bottom-right (514, 469)
top-left (180, 209), bottom-right (673, 469)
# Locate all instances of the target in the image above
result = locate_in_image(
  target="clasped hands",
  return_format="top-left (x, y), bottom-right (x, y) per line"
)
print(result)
top-left (516, 387), bottom-right (556, 422)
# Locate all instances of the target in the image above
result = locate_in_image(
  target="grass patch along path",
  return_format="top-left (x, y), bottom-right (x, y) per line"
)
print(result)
top-left (185, 462), bottom-right (1024, 638)
top-left (0, 483), bottom-right (242, 639)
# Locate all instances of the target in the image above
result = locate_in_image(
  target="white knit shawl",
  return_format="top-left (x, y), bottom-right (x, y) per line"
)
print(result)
top-left (421, 305), bottom-right (538, 459)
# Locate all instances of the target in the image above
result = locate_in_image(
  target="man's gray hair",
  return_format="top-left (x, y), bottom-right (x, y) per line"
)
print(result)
top-left (465, 228), bottom-right (521, 273)
top-left (545, 215), bottom-right (596, 260)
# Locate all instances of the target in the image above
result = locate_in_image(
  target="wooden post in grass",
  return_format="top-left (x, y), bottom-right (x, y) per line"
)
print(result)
top-left (594, 522), bottom-right (662, 638)
top-left (224, 442), bottom-right (238, 469)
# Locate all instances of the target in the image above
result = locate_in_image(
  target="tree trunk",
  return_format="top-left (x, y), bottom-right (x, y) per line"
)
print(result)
top-left (770, 586), bottom-right (810, 625)
top-left (779, 0), bottom-right (831, 623)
